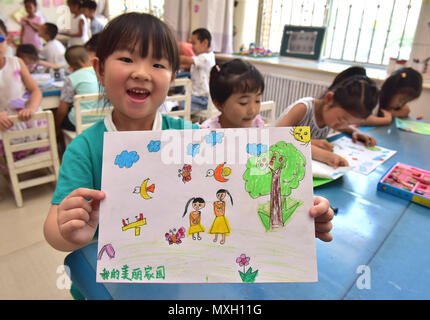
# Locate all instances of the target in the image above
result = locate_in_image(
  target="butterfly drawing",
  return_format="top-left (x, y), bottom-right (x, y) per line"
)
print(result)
top-left (187, 143), bottom-right (200, 157)
top-left (165, 227), bottom-right (186, 245)
top-left (205, 131), bottom-right (224, 146)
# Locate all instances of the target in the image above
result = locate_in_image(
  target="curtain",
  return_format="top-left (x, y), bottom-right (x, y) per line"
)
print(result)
top-left (164, 0), bottom-right (234, 53)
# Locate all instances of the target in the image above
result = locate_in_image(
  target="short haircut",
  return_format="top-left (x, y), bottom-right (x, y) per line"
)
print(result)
top-left (192, 28), bottom-right (212, 48)
top-left (85, 33), bottom-right (100, 52)
top-left (82, 0), bottom-right (97, 10)
top-left (16, 44), bottom-right (39, 62)
top-left (65, 45), bottom-right (90, 69)
top-left (96, 12), bottom-right (179, 75)
top-left (44, 23), bottom-right (58, 40)
top-left (67, 0), bottom-right (82, 8)
top-left (24, 0), bottom-right (37, 6)
top-left (379, 67), bottom-right (423, 110)
top-left (209, 59), bottom-right (265, 105)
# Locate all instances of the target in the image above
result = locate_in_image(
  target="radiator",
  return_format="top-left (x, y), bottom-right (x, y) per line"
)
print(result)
top-left (261, 73), bottom-right (330, 121)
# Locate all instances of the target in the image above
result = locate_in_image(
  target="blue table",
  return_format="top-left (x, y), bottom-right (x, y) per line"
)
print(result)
top-left (64, 121), bottom-right (430, 299)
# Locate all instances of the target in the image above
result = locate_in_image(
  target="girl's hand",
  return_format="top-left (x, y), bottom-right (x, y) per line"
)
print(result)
top-left (0, 112), bottom-right (14, 131)
top-left (310, 196), bottom-right (334, 242)
top-left (323, 152), bottom-right (349, 169)
top-left (352, 131), bottom-right (376, 147)
top-left (17, 108), bottom-right (35, 122)
top-left (311, 139), bottom-right (333, 151)
top-left (57, 188), bottom-right (105, 246)
top-left (380, 109), bottom-right (392, 123)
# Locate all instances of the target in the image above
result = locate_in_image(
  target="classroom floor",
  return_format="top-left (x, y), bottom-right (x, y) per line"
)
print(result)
top-left (0, 175), bottom-right (72, 300)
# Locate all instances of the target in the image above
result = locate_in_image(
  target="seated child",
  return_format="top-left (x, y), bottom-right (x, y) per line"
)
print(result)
top-left (55, 45), bottom-right (100, 133)
top-left (180, 28), bottom-right (216, 111)
top-left (276, 66), bottom-right (379, 168)
top-left (0, 19), bottom-right (43, 166)
top-left (38, 22), bottom-right (67, 67)
top-left (362, 67), bottom-right (423, 126)
top-left (20, 0), bottom-right (44, 50)
top-left (82, 0), bottom-right (105, 36)
top-left (200, 59), bottom-right (265, 128)
top-left (16, 44), bottom-right (59, 73)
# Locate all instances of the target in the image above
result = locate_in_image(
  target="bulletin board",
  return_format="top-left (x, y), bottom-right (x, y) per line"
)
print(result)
top-left (280, 25), bottom-right (326, 61)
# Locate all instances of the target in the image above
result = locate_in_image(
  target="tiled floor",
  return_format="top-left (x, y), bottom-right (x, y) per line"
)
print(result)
top-left (0, 175), bottom-right (72, 300)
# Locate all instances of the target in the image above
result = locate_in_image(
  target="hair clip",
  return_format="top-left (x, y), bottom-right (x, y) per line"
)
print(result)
top-left (215, 65), bottom-right (221, 72)
top-left (401, 72), bottom-right (407, 78)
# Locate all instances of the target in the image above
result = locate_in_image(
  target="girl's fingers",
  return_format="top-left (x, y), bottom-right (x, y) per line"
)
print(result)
top-left (67, 188), bottom-right (105, 201)
top-left (58, 207), bottom-right (91, 226)
top-left (315, 231), bottom-right (333, 242)
top-left (315, 221), bottom-right (333, 233)
top-left (60, 195), bottom-right (93, 213)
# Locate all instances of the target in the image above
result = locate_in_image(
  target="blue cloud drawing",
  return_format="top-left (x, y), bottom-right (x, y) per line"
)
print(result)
top-left (114, 150), bottom-right (139, 168)
top-left (187, 143), bottom-right (200, 157)
top-left (247, 143), bottom-right (268, 156)
top-left (205, 131), bottom-right (224, 146)
top-left (147, 140), bottom-right (161, 152)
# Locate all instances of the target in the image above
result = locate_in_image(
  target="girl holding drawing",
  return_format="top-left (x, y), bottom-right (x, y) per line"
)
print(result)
top-left (276, 66), bottom-right (379, 169)
top-left (183, 197), bottom-right (206, 240)
top-left (209, 189), bottom-right (234, 245)
top-left (43, 12), bottom-right (334, 298)
top-left (362, 67), bottom-right (423, 126)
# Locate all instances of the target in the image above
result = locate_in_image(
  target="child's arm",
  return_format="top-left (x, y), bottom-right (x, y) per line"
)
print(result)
top-left (311, 139), bottom-right (333, 151)
top-left (338, 125), bottom-right (377, 147)
top-left (390, 105), bottom-right (410, 118)
top-left (362, 109), bottom-right (392, 126)
top-left (63, 18), bottom-right (85, 38)
top-left (310, 196), bottom-right (334, 242)
top-left (44, 188), bottom-right (105, 252)
top-left (17, 58), bottom-right (42, 121)
top-left (311, 144), bottom-right (349, 168)
top-left (180, 55), bottom-right (194, 69)
top-left (39, 60), bottom-right (61, 71)
top-left (275, 103), bottom-right (307, 127)
top-left (22, 18), bottom-right (41, 33)
top-left (55, 100), bottom-right (72, 132)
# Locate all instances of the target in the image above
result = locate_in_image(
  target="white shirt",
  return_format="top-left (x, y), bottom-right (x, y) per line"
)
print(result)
top-left (39, 39), bottom-right (66, 66)
top-left (190, 51), bottom-right (216, 97)
top-left (104, 109), bottom-right (163, 132)
top-left (68, 14), bottom-right (89, 47)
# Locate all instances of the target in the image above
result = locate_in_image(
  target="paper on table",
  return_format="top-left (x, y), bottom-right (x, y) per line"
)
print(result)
top-left (312, 160), bottom-right (350, 179)
top-left (396, 118), bottom-right (430, 135)
top-left (97, 127), bottom-right (317, 284)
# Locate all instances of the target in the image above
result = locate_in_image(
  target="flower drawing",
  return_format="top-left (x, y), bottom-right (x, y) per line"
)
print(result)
top-left (235, 253), bottom-right (258, 283)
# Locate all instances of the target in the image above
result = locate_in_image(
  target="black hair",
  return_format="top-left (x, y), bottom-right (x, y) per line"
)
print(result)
top-left (24, 0), bottom-right (37, 6)
top-left (209, 58), bottom-right (265, 105)
top-left (85, 33), bottom-right (99, 52)
top-left (325, 66), bottom-right (379, 119)
top-left (192, 28), bottom-right (212, 48)
top-left (96, 12), bottom-right (179, 75)
top-left (183, 197), bottom-right (205, 217)
top-left (0, 19), bottom-right (7, 34)
top-left (44, 23), bottom-right (58, 40)
top-left (216, 189), bottom-right (234, 206)
top-left (65, 45), bottom-right (89, 69)
top-left (16, 44), bottom-right (39, 62)
top-left (379, 67), bottom-right (422, 111)
top-left (67, 0), bottom-right (83, 8)
top-left (82, 0), bottom-right (97, 10)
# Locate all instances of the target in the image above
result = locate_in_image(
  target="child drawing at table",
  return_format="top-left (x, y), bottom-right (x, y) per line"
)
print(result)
top-left (182, 197), bottom-right (206, 240)
top-left (362, 67), bottom-right (423, 126)
top-left (0, 19), bottom-right (43, 166)
top-left (276, 66), bottom-right (379, 168)
top-left (200, 58), bottom-right (265, 129)
top-left (208, 189), bottom-right (234, 245)
top-left (42, 12), bottom-right (334, 299)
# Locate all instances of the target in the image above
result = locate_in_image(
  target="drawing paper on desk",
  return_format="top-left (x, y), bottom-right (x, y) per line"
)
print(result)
top-left (97, 127), bottom-right (317, 283)
top-left (396, 118), bottom-right (430, 135)
top-left (331, 136), bottom-right (396, 175)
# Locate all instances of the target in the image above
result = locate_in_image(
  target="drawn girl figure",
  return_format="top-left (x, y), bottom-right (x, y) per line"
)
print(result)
top-left (183, 197), bottom-right (206, 240)
top-left (208, 189), bottom-right (234, 245)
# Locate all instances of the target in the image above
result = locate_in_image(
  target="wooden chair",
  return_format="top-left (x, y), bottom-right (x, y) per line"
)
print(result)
top-left (260, 100), bottom-right (276, 127)
top-left (163, 78), bottom-right (192, 122)
top-left (62, 93), bottom-right (111, 145)
top-left (1, 111), bottom-right (60, 207)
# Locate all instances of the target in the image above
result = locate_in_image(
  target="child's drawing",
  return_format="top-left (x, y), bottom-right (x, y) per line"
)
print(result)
top-left (122, 213), bottom-right (147, 236)
top-left (183, 197), bottom-right (206, 240)
top-left (208, 189), bottom-right (234, 245)
top-left (133, 178), bottom-right (155, 199)
top-left (236, 253), bottom-right (259, 283)
top-left (206, 163), bottom-right (232, 182)
top-left (243, 141), bottom-right (305, 231)
top-left (178, 164), bottom-right (192, 183)
top-left (291, 126), bottom-right (311, 145)
top-left (165, 227), bottom-right (186, 245)
top-left (98, 128), bottom-right (317, 283)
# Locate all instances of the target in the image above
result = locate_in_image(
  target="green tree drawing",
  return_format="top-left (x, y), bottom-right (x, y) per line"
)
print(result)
top-left (243, 142), bottom-right (306, 231)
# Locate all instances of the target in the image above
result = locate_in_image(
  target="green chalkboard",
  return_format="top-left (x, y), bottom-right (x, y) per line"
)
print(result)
top-left (280, 25), bottom-right (326, 61)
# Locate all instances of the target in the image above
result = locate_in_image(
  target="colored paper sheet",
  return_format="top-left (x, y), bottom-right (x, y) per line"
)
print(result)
top-left (396, 118), bottom-right (430, 136)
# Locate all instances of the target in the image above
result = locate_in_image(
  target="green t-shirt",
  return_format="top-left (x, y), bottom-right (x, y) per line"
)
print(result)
top-left (51, 115), bottom-right (199, 204)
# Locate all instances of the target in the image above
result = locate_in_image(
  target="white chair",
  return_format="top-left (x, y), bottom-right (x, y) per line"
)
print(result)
top-left (62, 93), bottom-right (112, 145)
top-left (1, 111), bottom-right (60, 207)
top-left (259, 100), bottom-right (276, 127)
top-left (163, 78), bottom-right (192, 122)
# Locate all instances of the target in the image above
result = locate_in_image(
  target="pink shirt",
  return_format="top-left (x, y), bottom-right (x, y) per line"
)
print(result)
top-left (21, 15), bottom-right (44, 50)
top-left (199, 114), bottom-right (265, 129)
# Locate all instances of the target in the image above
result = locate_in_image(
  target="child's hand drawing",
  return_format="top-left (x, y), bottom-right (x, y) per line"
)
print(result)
top-left (57, 188), bottom-right (105, 246)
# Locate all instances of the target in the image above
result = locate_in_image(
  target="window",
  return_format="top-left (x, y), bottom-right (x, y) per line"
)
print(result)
top-left (260, 0), bottom-right (422, 66)
top-left (107, 0), bottom-right (164, 19)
